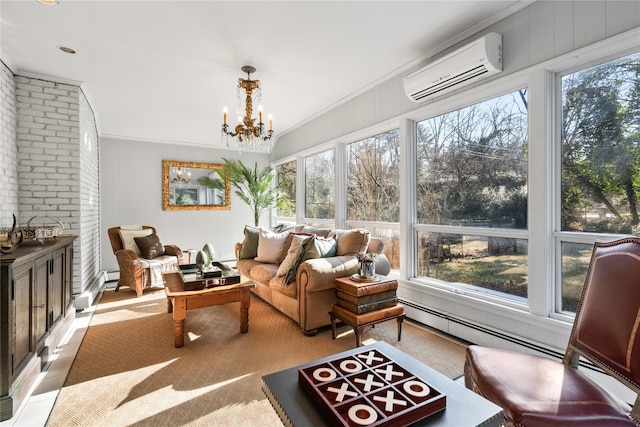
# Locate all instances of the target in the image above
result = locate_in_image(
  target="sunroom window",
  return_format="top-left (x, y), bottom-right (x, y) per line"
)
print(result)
top-left (558, 51), bottom-right (640, 313)
top-left (304, 149), bottom-right (335, 223)
top-left (346, 129), bottom-right (400, 270)
top-left (415, 89), bottom-right (529, 300)
top-left (275, 160), bottom-right (296, 224)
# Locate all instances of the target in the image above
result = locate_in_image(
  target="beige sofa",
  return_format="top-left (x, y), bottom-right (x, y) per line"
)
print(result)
top-left (235, 226), bottom-right (390, 335)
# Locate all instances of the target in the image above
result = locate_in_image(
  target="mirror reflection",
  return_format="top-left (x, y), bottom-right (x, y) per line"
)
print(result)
top-left (162, 160), bottom-right (231, 211)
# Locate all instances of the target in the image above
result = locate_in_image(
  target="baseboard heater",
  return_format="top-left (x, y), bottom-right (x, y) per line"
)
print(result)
top-left (399, 298), bottom-right (603, 374)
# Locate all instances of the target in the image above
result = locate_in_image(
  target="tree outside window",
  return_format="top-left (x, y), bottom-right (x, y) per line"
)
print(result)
top-left (347, 129), bottom-right (400, 222)
top-left (416, 89), bottom-right (529, 300)
top-left (276, 160), bottom-right (296, 219)
top-left (560, 51), bottom-right (640, 313)
top-left (305, 149), bottom-right (335, 220)
top-left (347, 129), bottom-right (400, 269)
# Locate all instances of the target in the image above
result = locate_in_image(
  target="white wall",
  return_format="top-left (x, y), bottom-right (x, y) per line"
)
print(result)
top-left (99, 137), bottom-right (270, 271)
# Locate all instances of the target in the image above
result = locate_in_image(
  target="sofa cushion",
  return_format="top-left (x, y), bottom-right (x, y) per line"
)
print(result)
top-left (277, 234), bottom-right (311, 277)
top-left (255, 228), bottom-right (291, 263)
top-left (134, 233), bottom-right (165, 259)
top-left (331, 229), bottom-right (371, 256)
top-left (236, 258), bottom-right (262, 277)
top-left (239, 226), bottom-right (259, 259)
top-left (250, 263), bottom-right (279, 284)
top-left (294, 225), bottom-right (332, 237)
top-left (269, 275), bottom-right (297, 298)
top-left (119, 228), bottom-right (153, 256)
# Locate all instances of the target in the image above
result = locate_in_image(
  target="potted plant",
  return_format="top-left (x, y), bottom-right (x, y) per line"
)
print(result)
top-left (220, 158), bottom-right (285, 227)
top-left (355, 252), bottom-right (377, 278)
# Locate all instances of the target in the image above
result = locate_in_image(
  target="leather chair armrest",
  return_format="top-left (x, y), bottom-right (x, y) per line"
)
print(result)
top-left (298, 256), bottom-right (359, 293)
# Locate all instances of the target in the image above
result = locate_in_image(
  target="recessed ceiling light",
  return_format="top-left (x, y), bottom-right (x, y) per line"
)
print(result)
top-left (58, 46), bottom-right (76, 54)
top-left (38, 0), bottom-right (59, 5)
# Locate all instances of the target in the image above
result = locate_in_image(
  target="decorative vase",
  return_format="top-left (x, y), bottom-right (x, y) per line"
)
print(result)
top-left (195, 250), bottom-right (207, 270)
top-left (202, 243), bottom-right (215, 268)
top-left (359, 261), bottom-right (376, 278)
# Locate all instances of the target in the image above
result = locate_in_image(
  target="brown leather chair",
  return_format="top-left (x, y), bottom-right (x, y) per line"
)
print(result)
top-left (465, 237), bottom-right (640, 426)
top-left (108, 226), bottom-right (183, 297)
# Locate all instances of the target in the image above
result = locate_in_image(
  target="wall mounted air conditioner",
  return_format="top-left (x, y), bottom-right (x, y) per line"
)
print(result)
top-left (404, 32), bottom-right (502, 102)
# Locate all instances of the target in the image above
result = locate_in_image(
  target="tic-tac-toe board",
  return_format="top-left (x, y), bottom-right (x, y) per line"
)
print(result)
top-left (298, 348), bottom-right (446, 427)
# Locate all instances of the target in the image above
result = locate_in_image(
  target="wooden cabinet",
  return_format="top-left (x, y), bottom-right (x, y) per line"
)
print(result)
top-left (0, 236), bottom-right (76, 421)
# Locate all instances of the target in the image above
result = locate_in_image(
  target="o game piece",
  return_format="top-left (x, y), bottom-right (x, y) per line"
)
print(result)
top-left (312, 367), bottom-right (337, 382)
top-left (340, 359), bottom-right (363, 373)
top-left (403, 380), bottom-right (431, 397)
top-left (347, 403), bottom-right (378, 425)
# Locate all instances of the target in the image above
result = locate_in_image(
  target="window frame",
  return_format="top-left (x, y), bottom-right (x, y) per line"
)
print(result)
top-left (410, 82), bottom-right (532, 307)
top-left (551, 48), bottom-right (640, 317)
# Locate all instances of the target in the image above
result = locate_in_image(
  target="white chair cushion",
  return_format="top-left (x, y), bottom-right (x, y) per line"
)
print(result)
top-left (119, 228), bottom-right (153, 256)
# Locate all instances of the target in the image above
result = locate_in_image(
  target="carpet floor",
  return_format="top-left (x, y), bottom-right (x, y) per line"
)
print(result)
top-left (46, 287), bottom-right (467, 426)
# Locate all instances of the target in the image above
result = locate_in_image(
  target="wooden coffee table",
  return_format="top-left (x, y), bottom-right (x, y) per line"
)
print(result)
top-left (162, 270), bottom-right (255, 348)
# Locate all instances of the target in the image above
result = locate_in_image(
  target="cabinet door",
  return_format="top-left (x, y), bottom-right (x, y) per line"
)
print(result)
top-left (63, 244), bottom-right (73, 314)
top-left (12, 263), bottom-right (33, 377)
top-left (49, 248), bottom-right (65, 327)
top-left (33, 256), bottom-right (49, 350)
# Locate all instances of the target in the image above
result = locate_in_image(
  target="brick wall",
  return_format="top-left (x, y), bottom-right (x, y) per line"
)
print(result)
top-left (13, 74), bottom-right (100, 298)
top-left (0, 61), bottom-right (18, 226)
top-left (79, 91), bottom-right (100, 294)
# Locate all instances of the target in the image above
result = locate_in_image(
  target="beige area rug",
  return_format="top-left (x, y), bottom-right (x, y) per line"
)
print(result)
top-left (47, 287), bottom-right (467, 427)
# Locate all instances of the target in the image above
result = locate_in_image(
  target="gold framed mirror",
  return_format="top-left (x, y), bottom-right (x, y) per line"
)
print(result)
top-left (162, 160), bottom-right (231, 211)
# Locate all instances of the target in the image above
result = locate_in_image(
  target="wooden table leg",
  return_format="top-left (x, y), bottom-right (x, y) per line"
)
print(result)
top-left (239, 288), bottom-right (250, 333)
top-left (397, 316), bottom-right (404, 341)
top-left (172, 296), bottom-right (187, 348)
top-left (355, 326), bottom-right (364, 347)
top-left (167, 297), bottom-right (173, 313)
top-left (330, 312), bottom-right (337, 339)
top-left (173, 319), bottom-right (185, 348)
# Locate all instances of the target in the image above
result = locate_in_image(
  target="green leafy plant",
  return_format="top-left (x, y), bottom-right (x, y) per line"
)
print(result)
top-left (221, 158), bottom-right (284, 226)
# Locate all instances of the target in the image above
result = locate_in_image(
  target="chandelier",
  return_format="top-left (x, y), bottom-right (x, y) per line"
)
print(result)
top-left (222, 65), bottom-right (274, 150)
top-left (171, 167), bottom-right (191, 184)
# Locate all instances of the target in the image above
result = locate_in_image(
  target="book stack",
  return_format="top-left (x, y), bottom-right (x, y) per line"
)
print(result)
top-left (333, 276), bottom-right (401, 321)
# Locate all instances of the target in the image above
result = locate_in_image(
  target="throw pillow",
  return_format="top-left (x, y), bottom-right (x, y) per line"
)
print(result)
top-left (332, 229), bottom-right (371, 256)
top-left (118, 228), bottom-right (153, 256)
top-left (284, 235), bottom-right (337, 284)
top-left (239, 225), bottom-right (259, 259)
top-left (276, 234), bottom-right (311, 277)
top-left (304, 235), bottom-right (337, 259)
top-left (254, 228), bottom-right (291, 263)
top-left (134, 233), bottom-right (165, 259)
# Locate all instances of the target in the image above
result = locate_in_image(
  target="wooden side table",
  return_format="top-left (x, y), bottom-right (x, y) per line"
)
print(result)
top-left (330, 303), bottom-right (405, 347)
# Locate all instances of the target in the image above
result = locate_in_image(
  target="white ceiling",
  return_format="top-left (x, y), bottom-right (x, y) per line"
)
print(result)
top-left (1, 0), bottom-right (527, 151)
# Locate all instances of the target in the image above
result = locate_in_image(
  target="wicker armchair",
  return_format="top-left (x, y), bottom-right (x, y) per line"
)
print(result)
top-left (107, 226), bottom-right (184, 297)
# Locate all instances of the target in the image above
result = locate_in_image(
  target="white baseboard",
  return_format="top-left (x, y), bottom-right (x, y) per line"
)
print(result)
top-left (72, 271), bottom-right (108, 310)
